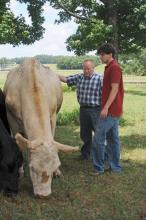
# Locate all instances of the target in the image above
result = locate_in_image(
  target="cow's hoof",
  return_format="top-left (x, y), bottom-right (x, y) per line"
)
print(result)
top-left (4, 191), bottom-right (18, 198)
top-left (35, 194), bottom-right (49, 199)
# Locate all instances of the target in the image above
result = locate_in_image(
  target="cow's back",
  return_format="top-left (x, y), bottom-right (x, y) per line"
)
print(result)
top-left (4, 58), bottom-right (63, 138)
top-left (4, 59), bottom-right (62, 111)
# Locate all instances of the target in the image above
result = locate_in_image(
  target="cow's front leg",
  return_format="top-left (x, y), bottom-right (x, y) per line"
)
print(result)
top-left (19, 165), bottom-right (24, 178)
top-left (51, 113), bottom-right (56, 137)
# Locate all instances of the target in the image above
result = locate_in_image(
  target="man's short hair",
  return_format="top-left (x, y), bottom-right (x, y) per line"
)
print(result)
top-left (97, 43), bottom-right (116, 58)
top-left (82, 59), bottom-right (94, 67)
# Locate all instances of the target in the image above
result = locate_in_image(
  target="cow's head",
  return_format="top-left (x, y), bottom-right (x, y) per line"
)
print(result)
top-left (15, 133), bottom-right (78, 197)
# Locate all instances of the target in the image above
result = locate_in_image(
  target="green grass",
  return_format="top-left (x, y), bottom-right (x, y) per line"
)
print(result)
top-left (0, 72), bottom-right (8, 88)
top-left (0, 68), bottom-right (146, 219)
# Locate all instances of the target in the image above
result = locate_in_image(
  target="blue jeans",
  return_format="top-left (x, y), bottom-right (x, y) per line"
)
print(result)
top-left (92, 116), bottom-right (121, 173)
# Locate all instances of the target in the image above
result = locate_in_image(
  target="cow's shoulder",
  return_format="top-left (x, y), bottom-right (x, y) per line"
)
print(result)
top-left (4, 66), bottom-right (22, 119)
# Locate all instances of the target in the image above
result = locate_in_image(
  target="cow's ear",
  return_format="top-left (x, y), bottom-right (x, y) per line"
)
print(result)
top-left (15, 133), bottom-right (29, 150)
top-left (53, 141), bottom-right (79, 153)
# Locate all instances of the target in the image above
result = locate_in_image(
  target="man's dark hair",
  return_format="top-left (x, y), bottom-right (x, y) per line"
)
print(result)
top-left (97, 43), bottom-right (116, 58)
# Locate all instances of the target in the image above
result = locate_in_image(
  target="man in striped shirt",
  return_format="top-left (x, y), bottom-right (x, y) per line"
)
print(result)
top-left (59, 60), bottom-right (103, 160)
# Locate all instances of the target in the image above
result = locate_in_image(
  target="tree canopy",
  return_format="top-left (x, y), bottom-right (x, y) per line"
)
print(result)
top-left (1, 0), bottom-right (146, 55)
top-left (48, 0), bottom-right (146, 55)
top-left (0, 0), bottom-right (46, 45)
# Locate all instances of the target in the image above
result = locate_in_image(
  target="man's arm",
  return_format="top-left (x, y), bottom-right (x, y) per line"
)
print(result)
top-left (58, 75), bottom-right (67, 83)
top-left (58, 73), bottom-right (80, 86)
top-left (100, 83), bottom-right (119, 118)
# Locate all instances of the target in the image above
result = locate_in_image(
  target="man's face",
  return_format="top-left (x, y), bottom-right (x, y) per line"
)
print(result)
top-left (83, 61), bottom-right (94, 77)
top-left (99, 53), bottom-right (112, 64)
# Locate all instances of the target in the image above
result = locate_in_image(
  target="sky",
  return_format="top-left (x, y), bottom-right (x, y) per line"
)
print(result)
top-left (0, 1), bottom-right (78, 58)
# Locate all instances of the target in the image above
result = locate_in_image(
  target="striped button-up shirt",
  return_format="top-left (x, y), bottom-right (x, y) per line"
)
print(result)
top-left (66, 72), bottom-right (103, 107)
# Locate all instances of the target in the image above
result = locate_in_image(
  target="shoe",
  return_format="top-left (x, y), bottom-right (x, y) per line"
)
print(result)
top-left (75, 155), bottom-right (89, 161)
top-left (104, 168), bottom-right (121, 174)
top-left (104, 167), bottom-right (111, 172)
top-left (91, 171), bottom-right (104, 176)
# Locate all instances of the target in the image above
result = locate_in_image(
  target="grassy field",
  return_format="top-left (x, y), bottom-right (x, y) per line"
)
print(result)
top-left (1, 63), bottom-right (146, 85)
top-left (0, 68), bottom-right (146, 220)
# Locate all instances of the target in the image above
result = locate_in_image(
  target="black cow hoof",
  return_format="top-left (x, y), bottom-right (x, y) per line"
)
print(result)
top-left (4, 191), bottom-right (18, 198)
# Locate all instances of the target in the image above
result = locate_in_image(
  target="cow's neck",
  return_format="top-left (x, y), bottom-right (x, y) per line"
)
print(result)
top-left (21, 60), bottom-right (53, 142)
top-left (23, 114), bottom-right (53, 142)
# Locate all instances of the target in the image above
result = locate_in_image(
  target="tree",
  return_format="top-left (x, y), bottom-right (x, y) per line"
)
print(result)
top-left (1, 1), bottom-right (146, 55)
top-left (0, 0), bottom-right (46, 45)
top-left (48, 0), bottom-right (146, 55)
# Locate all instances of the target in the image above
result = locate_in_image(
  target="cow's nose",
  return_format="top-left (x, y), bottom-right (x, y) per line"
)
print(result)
top-left (53, 168), bottom-right (62, 177)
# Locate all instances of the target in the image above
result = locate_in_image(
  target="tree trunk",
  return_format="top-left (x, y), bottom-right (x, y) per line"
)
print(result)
top-left (105, 0), bottom-right (119, 59)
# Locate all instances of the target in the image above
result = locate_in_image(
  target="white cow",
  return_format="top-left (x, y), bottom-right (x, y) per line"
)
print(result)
top-left (4, 58), bottom-right (78, 197)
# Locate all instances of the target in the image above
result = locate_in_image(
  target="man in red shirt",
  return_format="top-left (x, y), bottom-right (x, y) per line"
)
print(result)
top-left (92, 43), bottom-right (124, 175)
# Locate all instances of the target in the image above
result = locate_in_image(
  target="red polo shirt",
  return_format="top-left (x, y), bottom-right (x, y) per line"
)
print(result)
top-left (102, 59), bottom-right (124, 117)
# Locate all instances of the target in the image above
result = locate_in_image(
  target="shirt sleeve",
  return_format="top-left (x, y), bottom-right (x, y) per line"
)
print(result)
top-left (66, 74), bottom-right (80, 86)
top-left (110, 65), bottom-right (122, 84)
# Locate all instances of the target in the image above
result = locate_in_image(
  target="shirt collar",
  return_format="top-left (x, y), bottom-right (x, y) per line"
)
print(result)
top-left (105, 59), bottom-right (116, 69)
top-left (83, 72), bottom-right (95, 79)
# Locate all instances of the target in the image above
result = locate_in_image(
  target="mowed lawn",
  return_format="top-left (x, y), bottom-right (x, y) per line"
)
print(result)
top-left (0, 68), bottom-right (146, 220)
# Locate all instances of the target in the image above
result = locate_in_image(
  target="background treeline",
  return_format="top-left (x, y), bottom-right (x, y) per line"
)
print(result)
top-left (56, 55), bottom-right (100, 69)
top-left (1, 50), bottom-right (146, 75)
top-left (14, 55), bottom-right (62, 64)
top-left (119, 49), bottom-right (146, 76)
top-left (0, 55), bottom-right (100, 70)
top-left (0, 57), bottom-right (16, 70)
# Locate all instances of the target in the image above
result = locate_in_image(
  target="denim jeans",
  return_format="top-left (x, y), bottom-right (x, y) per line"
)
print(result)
top-left (80, 107), bottom-right (100, 159)
top-left (92, 116), bottom-right (121, 173)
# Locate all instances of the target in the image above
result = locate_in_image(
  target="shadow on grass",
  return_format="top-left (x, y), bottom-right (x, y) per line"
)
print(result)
top-left (125, 90), bottom-right (146, 96)
top-left (56, 125), bottom-right (146, 151)
top-left (120, 134), bottom-right (146, 150)
top-left (55, 125), bottom-right (81, 146)
top-left (15, 153), bottom-right (146, 220)
top-left (1, 126), bottom-right (146, 220)
top-left (119, 117), bottom-right (134, 127)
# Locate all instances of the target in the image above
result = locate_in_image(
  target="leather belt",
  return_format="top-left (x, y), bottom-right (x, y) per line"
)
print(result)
top-left (80, 105), bottom-right (100, 108)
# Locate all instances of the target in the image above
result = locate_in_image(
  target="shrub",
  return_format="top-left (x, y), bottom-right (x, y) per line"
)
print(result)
top-left (121, 59), bottom-right (145, 76)
top-left (62, 85), bottom-right (76, 93)
top-left (120, 52), bottom-right (146, 76)
top-left (57, 108), bottom-right (79, 125)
